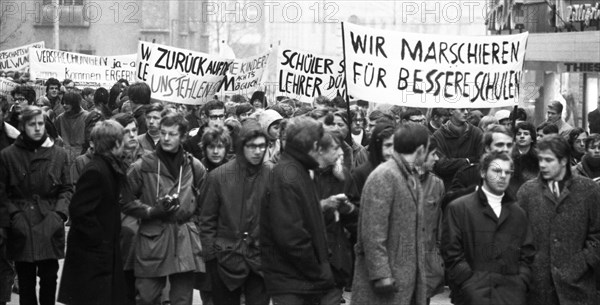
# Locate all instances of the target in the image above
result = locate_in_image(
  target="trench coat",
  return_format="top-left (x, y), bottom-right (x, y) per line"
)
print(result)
top-left (351, 153), bottom-right (427, 305)
top-left (121, 151), bottom-right (206, 277)
top-left (0, 136), bottom-right (72, 262)
top-left (58, 154), bottom-right (128, 305)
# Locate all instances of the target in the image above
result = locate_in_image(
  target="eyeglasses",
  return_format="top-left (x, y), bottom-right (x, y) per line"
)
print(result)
top-left (245, 144), bottom-right (267, 151)
top-left (209, 114), bottom-right (225, 120)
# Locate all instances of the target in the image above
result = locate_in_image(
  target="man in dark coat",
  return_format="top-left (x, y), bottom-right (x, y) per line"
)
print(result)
top-left (260, 116), bottom-right (336, 304)
top-left (442, 151), bottom-right (535, 305)
top-left (200, 119), bottom-right (270, 305)
top-left (58, 120), bottom-right (129, 305)
top-left (127, 82), bottom-right (151, 136)
top-left (351, 124), bottom-right (429, 305)
top-left (588, 96), bottom-right (600, 134)
top-left (518, 135), bottom-right (600, 305)
top-left (0, 106), bottom-right (72, 305)
top-left (432, 108), bottom-right (483, 189)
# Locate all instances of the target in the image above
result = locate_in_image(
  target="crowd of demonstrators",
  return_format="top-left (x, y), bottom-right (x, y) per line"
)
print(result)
top-left (1, 75), bottom-right (600, 305)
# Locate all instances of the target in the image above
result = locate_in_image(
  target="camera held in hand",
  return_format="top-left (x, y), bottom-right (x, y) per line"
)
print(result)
top-left (158, 194), bottom-right (180, 211)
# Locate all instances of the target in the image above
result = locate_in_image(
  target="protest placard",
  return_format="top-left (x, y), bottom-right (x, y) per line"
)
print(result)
top-left (136, 41), bottom-right (233, 105)
top-left (0, 42), bottom-right (45, 72)
top-left (277, 46), bottom-right (346, 104)
top-left (341, 23), bottom-right (529, 108)
top-left (218, 51), bottom-right (270, 96)
top-left (0, 77), bottom-right (18, 96)
top-left (29, 48), bottom-right (136, 88)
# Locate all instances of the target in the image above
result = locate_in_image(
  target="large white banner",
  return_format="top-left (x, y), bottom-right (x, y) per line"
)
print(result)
top-left (136, 41), bottom-right (233, 105)
top-left (342, 23), bottom-right (529, 108)
top-left (218, 52), bottom-right (270, 96)
top-left (277, 46), bottom-right (346, 104)
top-left (0, 41), bottom-right (45, 72)
top-left (29, 48), bottom-right (136, 88)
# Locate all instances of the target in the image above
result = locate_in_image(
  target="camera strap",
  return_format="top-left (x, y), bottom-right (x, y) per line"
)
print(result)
top-left (157, 159), bottom-right (183, 198)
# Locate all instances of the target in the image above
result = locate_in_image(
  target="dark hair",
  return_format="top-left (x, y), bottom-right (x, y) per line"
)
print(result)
top-left (231, 94), bottom-right (248, 104)
top-left (368, 110), bottom-right (385, 122)
top-left (314, 96), bottom-right (332, 107)
top-left (368, 121), bottom-right (395, 166)
top-left (483, 124), bottom-right (513, 148)
top-left (511, 107), bottom-right (527, 122)
top-left (62, 79), bottom-right (74, 86)
top-left (515, 122), bottom-right (537, 145)
top-left (45, 78), bottom-right (61, 92)
top-left (160, 112), bottom-right (189, 136)
top-left (549, 101), bottom-right (564, 114)
top-left (431, 108), bottom-right (450, 119)
top-left (585, 134), bottom-right (600, 151)
top-left (111, 113), bottom-right (136, 128)
top-left (285, 116), bottom-right (323, 154)
top-left (11, 85), bottom-right (36, 104)
top-left (537, 134), bottom-right (571, 172)
top-left (566, 127), bottom-right (587, 150)
top-left (108, 83), bottom-right (121, 111)
top-left (536, 122), bottom-right (559, 134)
top-left (82, 87), bottom-right (95, 97)
top-left (332, 96), bottom-right (346, 108)
top-left (62, 92), bottom-right (82, 112)
top-left (93, 87), bottom-right (109, 106)
top-left (117, 78), bottom-right (130, 86)
top-left (356, 99), bottom-right (369, 108)
top-left (128, 82), bottom-right (151, 105)
top-left (0, 95), bottom-right (9, 113)
top-left (203, 100), bottom-right (225, 116)
top-left (201, 126), bottom-right (232, 152)
top-left (393, 123), bottom-right (429, 154)
top-left (480, 151), bottom-right (513, 173)
top-left (145, 103), bottom-right (164, 115)
top-left (401, 108), bottom-right (423, 121)
top-left (235, 102), bottom-right (254, 117)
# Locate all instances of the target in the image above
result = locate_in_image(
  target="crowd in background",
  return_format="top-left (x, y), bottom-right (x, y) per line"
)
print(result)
top-left (0, 76), bottom-right (598, 305)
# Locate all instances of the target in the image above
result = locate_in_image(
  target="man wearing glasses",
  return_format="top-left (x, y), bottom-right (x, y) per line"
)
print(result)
top-left (183, 100), bottom-right (226, 161)
top-left (442, 151), bottom-right (535, 305)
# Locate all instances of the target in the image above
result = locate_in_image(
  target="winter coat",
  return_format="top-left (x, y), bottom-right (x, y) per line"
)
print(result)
top-left (420, 172), bottom-right (446, 298)
top-left (351, 141), bottom-right (369, 170)
top-left (121, 150), bottom-right (206, 277)
top-left (260, 148), bottom-right (335, 295)
top-left (55, 110), bottom-right (89, 163)
top-left (199, 157), bottom-right (270, 291)
top-left (0, 137), bottom-right (72, 262)
top-left (351, 153), bottom-right (427, 305)
top-left (132, 105), bottom-right (147, 136)
top-left (58, 154), bottom-right (128, 305)
top-left (442, 189), bottom-right (535, 305)
top-left (432, 122), bottom-right (483, 188)
top-left (351, 161), bottom-right (374, 196)
top-left (518, 175), bottom-right (600, 305)
top-left (314, 165), bottom-right (360, 288)
top-left (71, 148), bottom-right (94, 185)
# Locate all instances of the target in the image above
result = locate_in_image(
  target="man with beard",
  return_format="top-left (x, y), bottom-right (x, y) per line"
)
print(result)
top-left (518, 135), bottom-right (600, 305)
top-left (122, 112), bottom-right (206, 305)
top-left (199, 119), bottom-right (270, 305)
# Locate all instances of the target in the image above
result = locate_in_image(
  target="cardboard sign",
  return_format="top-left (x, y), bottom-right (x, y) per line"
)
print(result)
top-left (136, 41), bottom-right (233, 105)
top-left (219, 52), bottom-right (270, 96)
top-left (0, 41), bottom-right (45, 72)
top-left (29, 48), bottom-right (136, 88)
top-left (342, 23), bottom-right (529, 108)
top-left (277, 46), bottom-right (346, 103)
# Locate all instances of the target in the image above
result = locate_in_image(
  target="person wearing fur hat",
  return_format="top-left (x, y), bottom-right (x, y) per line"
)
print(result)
top-left (199, 118), bottom-right (270, 305)
top-left (258, 109), bottom-right (283, 164)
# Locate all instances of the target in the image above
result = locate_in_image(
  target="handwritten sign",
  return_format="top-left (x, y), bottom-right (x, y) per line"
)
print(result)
top-left (0, 41), bottom-right (45, 72)
top-left (219, 52), bottom-right (270, 96)
top-left (136, 41), bottom-right (233, 105)
top-left (342, 23), bottom-right (529, 108)
top-left (29, 48), bottom-right (136, 88)
top-left (277, 46), bottom-right (346, 103)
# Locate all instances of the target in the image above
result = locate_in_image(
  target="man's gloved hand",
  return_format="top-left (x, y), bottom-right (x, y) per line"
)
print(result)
top-left (373, 277), bottom-right (398, 295)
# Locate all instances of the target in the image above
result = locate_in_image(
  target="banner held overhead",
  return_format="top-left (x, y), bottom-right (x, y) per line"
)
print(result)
top-left (0, 41), bottom-right (45, 72)
top-left (341, 22), bottom-right (529, 108)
